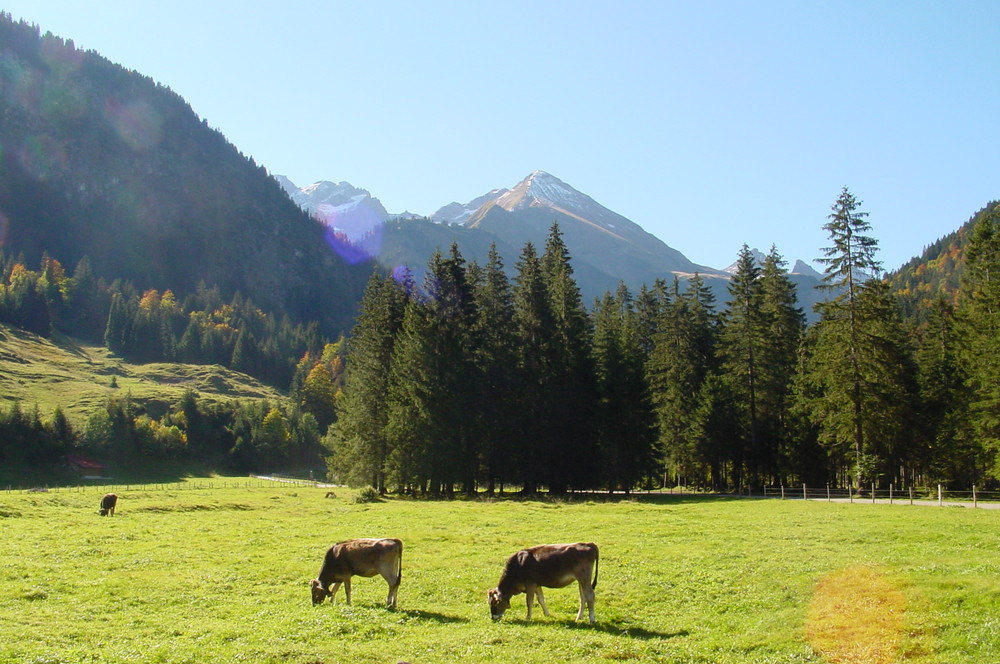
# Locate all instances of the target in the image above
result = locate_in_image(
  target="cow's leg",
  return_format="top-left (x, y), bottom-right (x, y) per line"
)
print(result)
top-left (343, 578), bottom-right (352, 605)
top-left (329, 581), bottom-right (342, 603)
top-left (535, 586), bottom-right (551, 617)
top-left (525, 585), bottom-right (536, 620)
top-left (582, 583), bottom-right (596, 624)
top-left (382, 567), bottom-right (400, 608)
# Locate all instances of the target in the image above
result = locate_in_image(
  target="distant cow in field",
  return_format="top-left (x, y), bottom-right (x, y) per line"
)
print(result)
top-left (488, 542), bottom-right (599, 624)
top-left (309, 538), bottom-right (403, 608)
top-left (99, 493), bottom-right (118, 517)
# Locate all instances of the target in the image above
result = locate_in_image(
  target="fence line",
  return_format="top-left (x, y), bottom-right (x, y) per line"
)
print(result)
top-left (761, 483), bottom-right (1000, 508)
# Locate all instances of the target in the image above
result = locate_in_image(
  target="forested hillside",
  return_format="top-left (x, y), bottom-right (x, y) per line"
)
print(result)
top-left (887, 202), bottom-right (997, 325)
top-left (0, 14), bottom-right (372, 337)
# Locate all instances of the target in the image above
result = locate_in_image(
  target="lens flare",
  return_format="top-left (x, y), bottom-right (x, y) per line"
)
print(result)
top-left (17, 134), bottom-right (68, 181)
top-left (108, 98), bottom-right (163, 152)
top-left (324, 227), bottom-right (371, 265)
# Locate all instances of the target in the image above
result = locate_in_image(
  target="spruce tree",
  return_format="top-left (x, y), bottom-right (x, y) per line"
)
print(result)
top-left (718, 245), bottom-right (764, 486)
top-left (471, 244), bottom-right (518, 494)
top-left (647, 276), bottom-right (719, 487)
top-left (330, 271), bottom-right (407, 491)
top-left (800, 189), bottom-right (916, 489)
top-left (957, 203), bottom-right (1000, 480)
top-left (511, 242), bottom-right (553, 494)
top-left (540, 223), bottom-right (597, 492)
top-left (757, 246), bottom-right (806, 483)
top-left (592, 285), bottom-right (658, 492)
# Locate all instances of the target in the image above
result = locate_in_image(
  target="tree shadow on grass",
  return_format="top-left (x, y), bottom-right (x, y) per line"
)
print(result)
top-left (395, 608), bottom-right (470, 624)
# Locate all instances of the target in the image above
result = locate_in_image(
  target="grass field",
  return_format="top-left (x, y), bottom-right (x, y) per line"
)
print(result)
top-left (0, 324), bottom-right (285, 424)
top-left (1, 483), bottom-right (997, 664)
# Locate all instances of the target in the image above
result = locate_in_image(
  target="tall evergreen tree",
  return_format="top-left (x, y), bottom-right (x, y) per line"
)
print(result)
top-left (330, 271), bottom-right (407, 491)
top-left (382, 247), bottom-right (480, 495)
top-left (915, 298), bottom-right (975, 484)
top-left (540, 223), bottom-right (598, 492)
top-left (471, 244), bottom-right (518, 494)
top-left (592, 284), bottom-right (659, 492)
top-left (956, 203), bottom-right (1000, 480)
top-left (648, 276), bottom-right (719, 487)
top-left (511, 242), bottom-right (552, 493)
top-left (717, 245), bottom-right (764, 486)
top-left (799, 189), bottom-right (916, 489)
top-left (757, 246), bottom-right (806, 483)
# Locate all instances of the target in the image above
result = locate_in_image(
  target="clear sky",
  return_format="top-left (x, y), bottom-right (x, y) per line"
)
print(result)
top-left (5, 1), bottom-right (998, 271)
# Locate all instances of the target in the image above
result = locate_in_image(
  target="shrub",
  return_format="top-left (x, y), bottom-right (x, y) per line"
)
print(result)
top-left (353, 486), bottom-right (381, 504)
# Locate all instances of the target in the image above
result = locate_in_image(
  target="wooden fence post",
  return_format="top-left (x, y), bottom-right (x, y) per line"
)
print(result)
top-left (872, 483), bottom-right (876, 504)
top-left (973, 485), bottom-right (977, 509)
top-left (802, 484), bottom-right (807, 501)
top-left (890, 483), bottom-right (894, 505)
top-left (938, 484), bottom-right (943, 506)
top-left (827, 484), bottom-right (831, 502)
top-left (909, 486), bottom-right (913, 506)
top-left (780, 485), bottom-right (785, 500)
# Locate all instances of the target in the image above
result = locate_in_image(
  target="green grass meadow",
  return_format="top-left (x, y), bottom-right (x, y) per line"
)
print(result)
top-left (1, 483), bottom-right (997, 664)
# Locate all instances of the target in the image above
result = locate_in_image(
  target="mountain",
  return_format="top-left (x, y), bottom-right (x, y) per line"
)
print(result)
top-left (283, 168), bottom-right (826, 306)
top-left (0, 16), bottom-right (372, 336)
top-left (274, 176), bottom-right (389, 242)
top-left (463, 170), bottom-right (718, 277)
top-left (433, 189), bottom-right (510, 226)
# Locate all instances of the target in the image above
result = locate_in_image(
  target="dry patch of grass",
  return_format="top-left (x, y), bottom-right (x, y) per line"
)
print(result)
top-left (805, 565), bottom-right (911, 664)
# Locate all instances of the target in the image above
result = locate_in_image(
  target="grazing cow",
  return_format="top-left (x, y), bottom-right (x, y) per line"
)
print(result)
top-left (309, 538), bottom-right (402, 608)
top-left (488, 542), bottom-right (599, 624)
top-left (99, 493), bottom-right (118, 517)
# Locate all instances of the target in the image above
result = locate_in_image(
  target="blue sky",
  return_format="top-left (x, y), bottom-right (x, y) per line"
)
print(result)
top-left (6, 1), bottom-right (998, 271)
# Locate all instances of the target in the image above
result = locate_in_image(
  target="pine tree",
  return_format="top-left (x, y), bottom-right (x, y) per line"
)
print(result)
top-left (383, 246), bottom-right (480, 496)
top-left (511, 242), bottom-right (553, 494)
top-left (718, 245), bottom-right (764, 486)
top-left (540, 223), bottom-right (597, 492)
top-left (957, 203), bottom-right (1000, 479)
top-left (471, 244), bottom-right (518, 494)
top-left (916, 298), bottom-right (975, 484)
top-left (330, 271), bottom-right (407, 491)
top-left (757, 246), bottom-right (806, 483)
top-left (592, 284), bottom-right (658, 493)
top-left (800, 190), bottom-right (916, 489)
top-left (647, 276), bottom-right (719, 487)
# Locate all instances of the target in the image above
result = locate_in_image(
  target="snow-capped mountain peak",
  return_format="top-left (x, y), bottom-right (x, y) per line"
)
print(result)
top-left (275, 175), bottom-right (388, 241)
top-left (496, 170), bottom-right (592, 214)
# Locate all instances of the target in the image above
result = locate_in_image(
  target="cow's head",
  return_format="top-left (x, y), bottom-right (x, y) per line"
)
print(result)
top-left (310, 579), bottom-right (332, 605)
top-left (99, 508), bottom-right (109, 516)
top-left (487, 588), bottom-right (510, 621)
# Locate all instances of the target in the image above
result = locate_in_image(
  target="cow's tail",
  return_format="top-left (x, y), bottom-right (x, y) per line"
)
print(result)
top-left (591, 544), bottom-right (599, 590)
top-left (394, 539), bottom-right (403, 588)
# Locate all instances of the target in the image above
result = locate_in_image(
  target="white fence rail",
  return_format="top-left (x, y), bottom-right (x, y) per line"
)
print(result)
top-left (763, 484), bottom-right (1000, 508)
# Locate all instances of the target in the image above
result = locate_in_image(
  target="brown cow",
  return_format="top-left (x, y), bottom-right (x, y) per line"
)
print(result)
top-left (488, 542), bottom-right (599, 624)
top-left (309, 538), bottom-right (402, 608)
top-left (99, 493), bottom-right (117, 516)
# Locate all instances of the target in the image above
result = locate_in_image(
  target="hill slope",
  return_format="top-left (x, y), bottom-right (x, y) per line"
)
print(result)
top-left (886, 201), bottom-right (998, 324)
top-left (0, 15), bottom-right (371, 336)
top-left (0, 323), bottom-right (285, 425)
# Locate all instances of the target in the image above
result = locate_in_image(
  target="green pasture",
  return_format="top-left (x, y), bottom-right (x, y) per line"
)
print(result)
top-left (0, 325), bottom-right (284, 424)
top-left (1, 483), bottom-right (997, 664)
